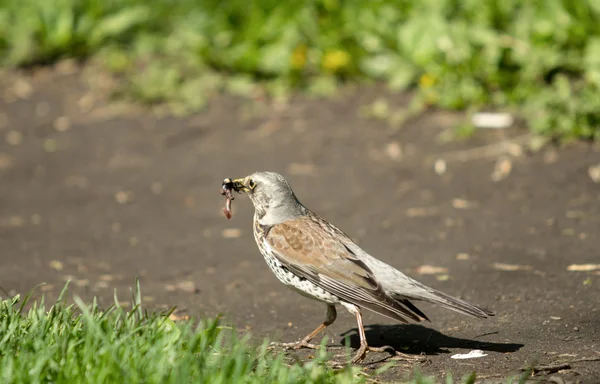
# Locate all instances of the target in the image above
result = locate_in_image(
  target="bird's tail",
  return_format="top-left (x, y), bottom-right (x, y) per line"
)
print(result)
top-left (393, 288), bottom-right (494, 319)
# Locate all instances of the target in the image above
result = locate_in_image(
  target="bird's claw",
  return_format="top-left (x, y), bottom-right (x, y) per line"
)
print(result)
top-left (351, 344), bottom-right (424, 364)
top-left (269, 340), bottom-right (321, 351)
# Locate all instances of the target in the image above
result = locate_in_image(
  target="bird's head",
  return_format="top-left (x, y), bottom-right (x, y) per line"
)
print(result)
top-left (224, 171), bottom-right (306, 224)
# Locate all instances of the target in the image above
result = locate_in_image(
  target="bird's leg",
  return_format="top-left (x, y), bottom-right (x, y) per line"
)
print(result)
top-left (349, 308), bottom-right (424, 364)
top-left (272, 305), bottom-right (337, 350)
top-left (351, 307), bottom-right (370, 363)
top-left (349, 307), bottom-right (398, 363)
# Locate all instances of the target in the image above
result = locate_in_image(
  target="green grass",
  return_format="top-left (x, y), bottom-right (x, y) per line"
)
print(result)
top-left (0, 0), bottom-right (599, 139)
top-left (0, 281), bottom-right (367, 383)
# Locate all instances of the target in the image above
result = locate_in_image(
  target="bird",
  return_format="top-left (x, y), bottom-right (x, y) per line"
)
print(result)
top-left (222, 171), bottom-right (494, 363)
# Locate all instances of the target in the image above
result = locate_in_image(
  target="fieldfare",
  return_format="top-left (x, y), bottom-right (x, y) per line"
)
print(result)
top-left (220, 171), bottom-right (493, 363)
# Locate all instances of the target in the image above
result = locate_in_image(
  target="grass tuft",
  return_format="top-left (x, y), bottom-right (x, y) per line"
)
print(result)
top-left (0, 280), bottom-right (366, 383)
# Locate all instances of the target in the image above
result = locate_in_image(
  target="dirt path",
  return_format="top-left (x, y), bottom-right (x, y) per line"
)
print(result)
top-left (1, 70), bottom-right (599, 383)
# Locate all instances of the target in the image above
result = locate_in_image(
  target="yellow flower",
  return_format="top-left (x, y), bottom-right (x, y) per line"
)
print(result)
top-left (419, 73), bottom-right (436, 88)
top-left (290, 44), bottom-right (307, 70)
top-left (322, 50), bottom-right (351, 72)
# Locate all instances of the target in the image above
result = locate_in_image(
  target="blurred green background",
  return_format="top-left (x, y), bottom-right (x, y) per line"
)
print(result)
top-left (1, 0), bottom-right (599, 139)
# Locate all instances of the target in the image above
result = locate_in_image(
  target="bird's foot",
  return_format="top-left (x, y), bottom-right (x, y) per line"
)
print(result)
top-left (351, 344), bottom-right (424, 364)
top-left (390, 350), bottom-right (426, 363)
top-left (269, 340), bottom-right (321, 351)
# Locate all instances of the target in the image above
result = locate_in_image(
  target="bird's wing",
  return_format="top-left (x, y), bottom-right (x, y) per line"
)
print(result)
top-left (264, 215), bottom-right (425, 323)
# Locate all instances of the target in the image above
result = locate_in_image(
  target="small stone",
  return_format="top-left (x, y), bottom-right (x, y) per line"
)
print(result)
top-left (115, 191), bottom-right (134, 204)
top-left (434, 159), bottom-right (446, 175)
top-left (456, 253), bottom-right (470, 260)
top-left (385, 141), bottom-right (403, 161)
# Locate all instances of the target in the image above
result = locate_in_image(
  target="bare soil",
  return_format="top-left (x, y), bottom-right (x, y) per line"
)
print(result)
top-left (1, 69), bottom-right (599, 383)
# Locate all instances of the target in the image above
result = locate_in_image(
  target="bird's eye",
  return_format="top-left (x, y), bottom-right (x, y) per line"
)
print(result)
top-left (248, 179), bottom-right (256, 189)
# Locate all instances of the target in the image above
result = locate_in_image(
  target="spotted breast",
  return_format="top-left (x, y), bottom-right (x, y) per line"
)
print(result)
top-left (253, 217), bottom-right (340, 304)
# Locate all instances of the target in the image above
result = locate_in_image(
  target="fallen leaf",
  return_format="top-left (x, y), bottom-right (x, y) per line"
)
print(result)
top-left (74, 279), bottom-right (89, 287)
top-left (184, 196), bottom-right (196, 207)
top-left (53, 116), bottom-right (71, 132)
top-left (567, 264), bottom-right (600, 272)
top-left (566, 210), bottom-right (586, 219)
top-left (491, 157), bottom-right (512, 182)
top-left (492, 263), bottom-right (533, 271)
top-left (99, 274), bottom-right (115, 282)
top-left (5, 130), bottom-right (22, 146)
top-left (1, 216), bottom-right (25, 227)
top-left (177, 280), bottom-right (197, 293)
top-left (115, 190), bottom-right (134, 204)
top-left (49, 260), bottom-right (64, 271)
top-left (222, 228), bottom-right (242, 238)
top-left (452, 198), bottom-right (477, 209)
top-left (405, 207), bottom-right (438, 217)
top-left (169, 313), bottom-right (190, 322)
top-left (415, 265), bottom-right (449, 275)
top-left (0, 153), bottom-right (13, 170)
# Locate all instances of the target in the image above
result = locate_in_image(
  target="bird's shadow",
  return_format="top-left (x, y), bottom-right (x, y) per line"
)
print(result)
top-left (338, 324), bottom-right (523, 355)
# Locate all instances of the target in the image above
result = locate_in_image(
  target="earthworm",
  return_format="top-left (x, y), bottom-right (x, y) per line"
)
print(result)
top-left (220, 178), bottom-right (235, 219)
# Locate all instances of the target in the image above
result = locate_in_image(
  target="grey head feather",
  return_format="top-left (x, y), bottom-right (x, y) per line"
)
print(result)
top-left (246, 172), bottom-right (307, 225)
